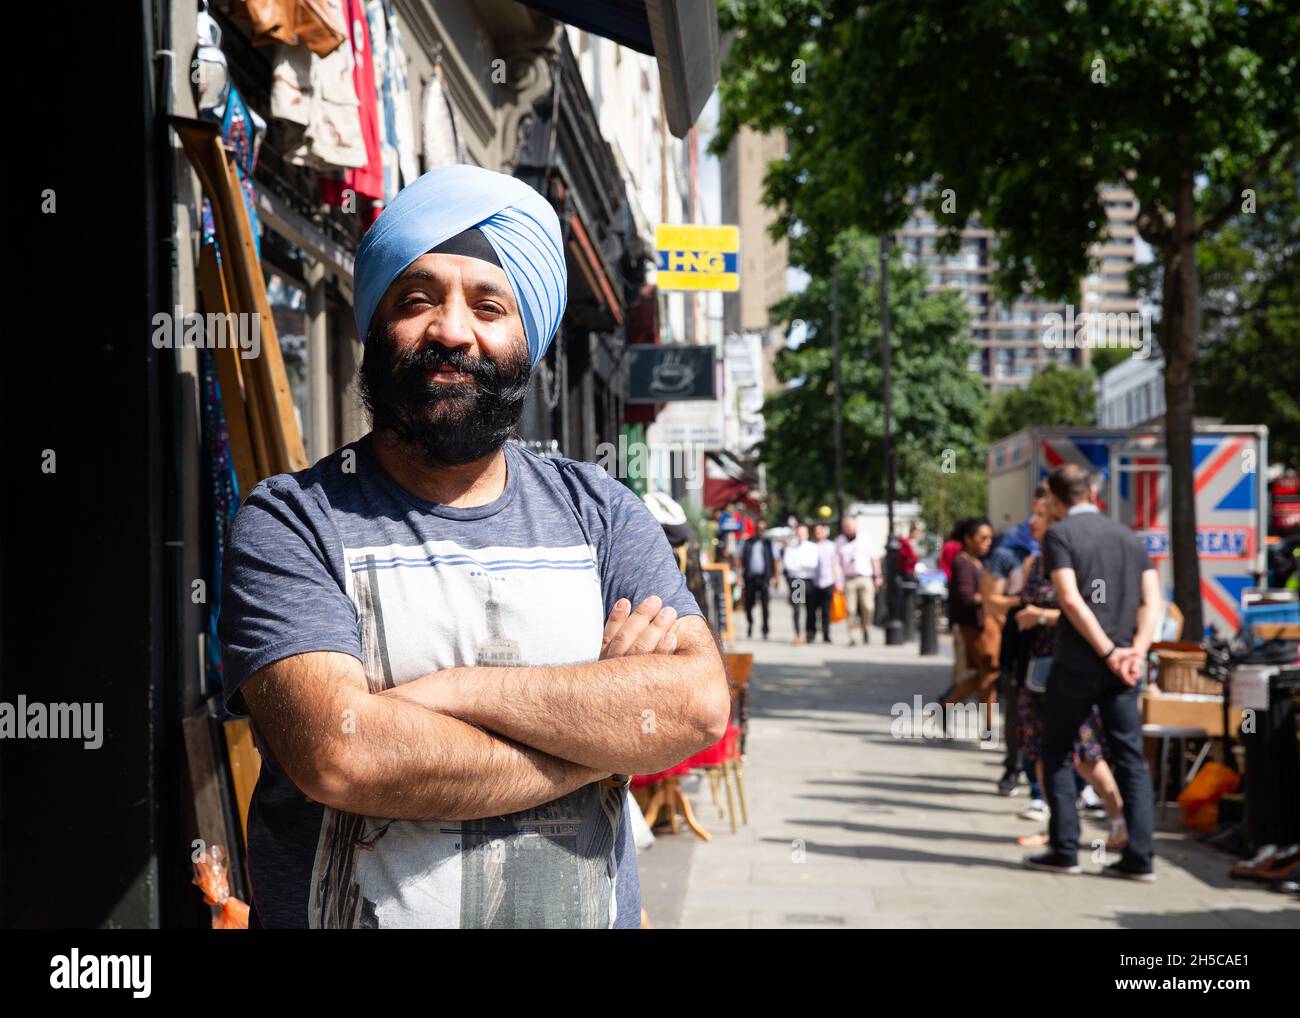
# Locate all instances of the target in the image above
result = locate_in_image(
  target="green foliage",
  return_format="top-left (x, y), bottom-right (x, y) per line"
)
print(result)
top-left (759, 231), bottom-right (989, 520)
top-left (1196, 170), bottom-right (1300, 469)
top-left (1090, 345), bottom-right (1134, 377)
top-left (987, 365), bottom-right (1099, 441)
top-left (714, 1), bottom-right (1300, 294)
top-left (902, 447), bottom-right (988, 546)
top-left (714, 0), bottom-right (1300, 631)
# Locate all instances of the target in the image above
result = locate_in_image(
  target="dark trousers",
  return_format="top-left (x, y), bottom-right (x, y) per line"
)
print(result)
top-left (789, 580), bottom-right (806, 633)
top-left (1043, 657), bottom-right (1155, 868)
top-left (743, 573), bottom-right (770, 635)
top-left (806, 584), bottom-right (834, 641)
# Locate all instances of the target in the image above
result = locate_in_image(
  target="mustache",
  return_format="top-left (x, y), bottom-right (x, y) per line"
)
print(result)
top-left (392, 343), bottom-right (530, 399)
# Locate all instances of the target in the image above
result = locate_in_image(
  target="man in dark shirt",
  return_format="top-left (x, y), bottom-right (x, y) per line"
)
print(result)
top-left (1023, 464), bottom-right (1163, 881)
top-left (738, 519), bottom-right (779, 639)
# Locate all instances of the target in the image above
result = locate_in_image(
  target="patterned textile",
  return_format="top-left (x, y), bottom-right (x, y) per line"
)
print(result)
top-left (199, 351), bottom-right (241, 691)
top-left (1018, 694), bottom-right (1105, 766)
top-left (198, 83), bottom-right (260, 692)
top-left (200, 84), bottom-right (264, 259)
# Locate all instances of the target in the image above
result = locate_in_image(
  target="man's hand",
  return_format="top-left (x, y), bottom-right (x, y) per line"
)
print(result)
top-left (1119, 647), bottom-right (1145, 686)
top-left (601, 596), bottom-right (679, 658)
top-left (1107, 646), bottom-right (1143, 686)
top-left (1014, 604), bottom-right (1041, 631)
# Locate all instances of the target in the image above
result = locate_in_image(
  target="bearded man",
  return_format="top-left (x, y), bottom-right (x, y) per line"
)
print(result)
top-left (219, 165), bottom-right (729, 929)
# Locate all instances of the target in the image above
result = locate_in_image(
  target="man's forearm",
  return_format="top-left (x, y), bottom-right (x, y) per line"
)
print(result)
top-left (1133, 596), bottom-right (1164, 656)
top-left (389, 628), bottom-right (728, 775)
top-left (317, 693), bottom-right (606, 821)
top-left (1059, 594), bottom-right (1116, 658)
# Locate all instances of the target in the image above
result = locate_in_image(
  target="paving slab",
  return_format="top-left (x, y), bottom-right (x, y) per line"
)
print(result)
top-left (636, 585), bottom-right (1299, 929)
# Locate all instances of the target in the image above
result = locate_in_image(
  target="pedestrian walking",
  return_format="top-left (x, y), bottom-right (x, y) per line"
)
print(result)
top-left (835, 515), bottom-right (883, 645)
top-left (940, 519), bottom-right (998, 725)
top-left (1023, 463), bottom-right (1162, 881)
top-left (939, 519), bottom-right (974, 698)
top-left (809, 522), bottom-right (843, 644)
top-left (897, 523), bottom-right (922, 582)
top-left (783, 523), bottom-right (818, 645)
top-left (983, 520), bottom-right (1039, 795)
top-left (739, 518), bottom-right (780, 639)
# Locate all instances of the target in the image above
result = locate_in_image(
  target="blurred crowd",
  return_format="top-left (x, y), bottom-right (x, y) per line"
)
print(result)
top-left (711, 505), bottom-right (921, 646)
top-left (712, 460), bottom-right (1165, 881)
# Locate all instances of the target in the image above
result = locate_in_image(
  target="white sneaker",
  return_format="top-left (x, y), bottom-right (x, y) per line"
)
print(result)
top-left (1017, 799), bottom-right (1049, 822)
top-left (1078, 785), bottom-right (1103, 810)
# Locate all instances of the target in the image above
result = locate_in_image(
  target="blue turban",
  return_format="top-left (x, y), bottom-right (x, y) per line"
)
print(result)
top-left (353, 164), bottom-right (567, 368)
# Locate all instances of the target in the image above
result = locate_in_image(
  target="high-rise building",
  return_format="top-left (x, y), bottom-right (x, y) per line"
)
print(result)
top-left (720, 125), bottom-right (789, 341)
top-left (898, 185), bottom-right (1140, 393)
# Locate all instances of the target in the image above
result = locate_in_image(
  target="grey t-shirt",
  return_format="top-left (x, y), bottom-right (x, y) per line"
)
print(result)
top-left (218, 436), bottom-right (702, 929)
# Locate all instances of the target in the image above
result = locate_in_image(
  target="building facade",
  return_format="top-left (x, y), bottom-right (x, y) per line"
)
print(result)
top-left (898, 185), bottom-right (1140, 393)
top-left (1098, 354), bottom-right (1166, 428)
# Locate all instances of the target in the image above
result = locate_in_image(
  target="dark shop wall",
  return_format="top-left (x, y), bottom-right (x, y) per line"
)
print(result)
top-left (0, 0), bottom-right (195, 928)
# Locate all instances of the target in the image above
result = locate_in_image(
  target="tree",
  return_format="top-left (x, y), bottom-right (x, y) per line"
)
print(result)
top-left (760, 231), bottom-right (988, 521)
top-left (987, 365), bottom-right (1098, 441)
top-left (903, 448), bottom-right (987, 550)
top-left (1196, 170), bottom-right (1300, 470)
top-left (713, 0), bottom-right (1300, 635)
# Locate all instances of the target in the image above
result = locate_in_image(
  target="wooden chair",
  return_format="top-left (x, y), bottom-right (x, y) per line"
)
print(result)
top-left (632, 762), bottom-right (711, 842)
top-left (695, 653), bottom-right (752, 833)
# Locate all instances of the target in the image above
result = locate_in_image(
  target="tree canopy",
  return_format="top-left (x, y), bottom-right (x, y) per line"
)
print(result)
top-left (714, 0), bottom-right (1300, 633)
top-left (1196, 170), bottom-right (1300, 470)
top-left (760, 231), bottom-right (988, 521)
top-left (987, 365), bottom-right (1099, 441)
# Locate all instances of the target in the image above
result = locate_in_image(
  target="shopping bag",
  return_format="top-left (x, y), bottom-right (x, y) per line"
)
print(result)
top-left (830, 589), bottom-right (847, 623)
top-left (1176, 761), bottom-right (1239, 832)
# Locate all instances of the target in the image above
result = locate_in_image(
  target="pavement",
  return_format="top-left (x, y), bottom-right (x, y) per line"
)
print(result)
top-left (636, 587), bottom-right (1300, 929)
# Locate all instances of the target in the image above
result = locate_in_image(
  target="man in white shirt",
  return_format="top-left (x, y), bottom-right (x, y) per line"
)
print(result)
top-left (835, 516), bottom-right (883, 645)
top-left (811, 523), bottom-right (844, 644)
top-left (783, 523), bottom-right (819, 645)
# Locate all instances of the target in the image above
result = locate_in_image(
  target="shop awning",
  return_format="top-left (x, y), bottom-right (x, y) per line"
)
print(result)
top-left (518, 0), bottom-right (719, 138)
top-left (703, 449), bottom-right (762, 510)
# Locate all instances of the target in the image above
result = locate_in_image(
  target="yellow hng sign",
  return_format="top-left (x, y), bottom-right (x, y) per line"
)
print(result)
top-left (655, 224), bottom-right (739, 292)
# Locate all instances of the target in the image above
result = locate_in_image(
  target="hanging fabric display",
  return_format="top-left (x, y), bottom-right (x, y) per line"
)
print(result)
top-left (198, 349), bottom-right (241, 692)
top-left (270, 1), bottom-right (369, 173)
top-left (422, 63), bottom-right (464, 171)
top-left (364, 0), bottom-right (419, 200)
top-left (195, 2), bottom-right (230, 115)
top-left (319, 0), bottom-right (384, 217)
top-left (200, 84), bottom-right (266, 258)
top-left (364, 0), bottom-right (400, 202)
top-left (383, 2), bottom-right (420, 188)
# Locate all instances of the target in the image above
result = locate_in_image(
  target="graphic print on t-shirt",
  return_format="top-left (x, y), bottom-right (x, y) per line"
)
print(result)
top-left (307, 538), bottom-right (621, 929)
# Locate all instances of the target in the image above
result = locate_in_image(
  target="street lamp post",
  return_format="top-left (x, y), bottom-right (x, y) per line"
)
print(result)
top-left (879, 233), bottom-right (904, 645)
top-left (832, 260), bottom-right (844, 524)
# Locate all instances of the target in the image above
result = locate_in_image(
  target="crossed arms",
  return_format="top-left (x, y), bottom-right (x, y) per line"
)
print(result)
top-left (241, 597), bottom-right (730, 822)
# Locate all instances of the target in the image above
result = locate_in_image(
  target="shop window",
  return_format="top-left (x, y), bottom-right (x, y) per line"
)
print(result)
top-left (266, 270), bottom-right (311, 460)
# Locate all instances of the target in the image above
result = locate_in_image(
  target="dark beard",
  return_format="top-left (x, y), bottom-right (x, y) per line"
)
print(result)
top-left (359, 322), bottom-right (532, 466)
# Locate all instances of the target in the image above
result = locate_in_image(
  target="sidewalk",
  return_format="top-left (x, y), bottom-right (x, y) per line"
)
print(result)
top-left (636, 587), bottom-right (1299, 929)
